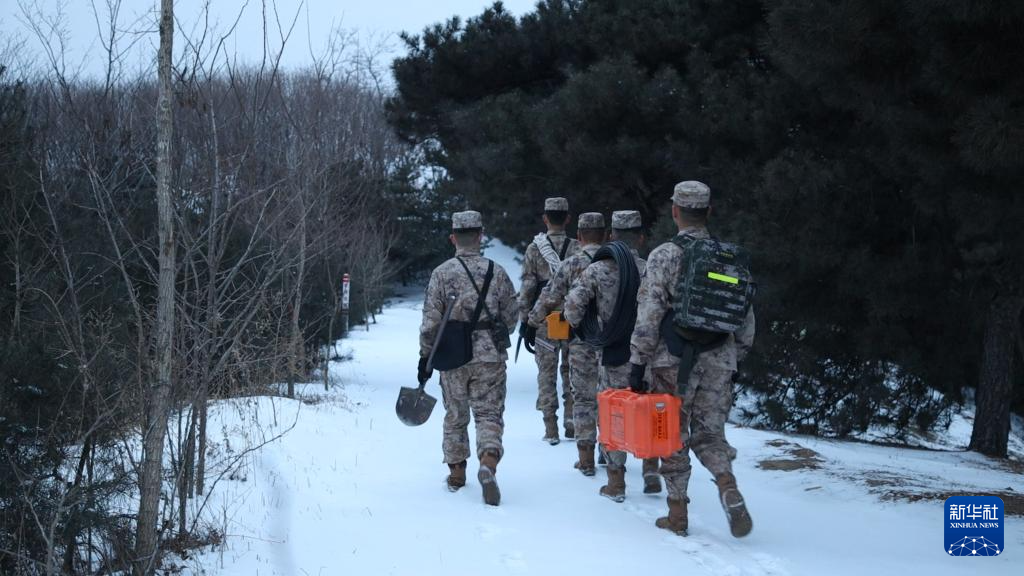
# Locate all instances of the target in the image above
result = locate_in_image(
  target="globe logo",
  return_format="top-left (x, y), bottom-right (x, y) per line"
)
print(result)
top-left (947, 536), bottom-right (1000, 556)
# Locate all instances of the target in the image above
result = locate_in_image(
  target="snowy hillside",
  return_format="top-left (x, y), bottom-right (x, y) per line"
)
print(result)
top-left (175, 242), bottom-right (1023, 575)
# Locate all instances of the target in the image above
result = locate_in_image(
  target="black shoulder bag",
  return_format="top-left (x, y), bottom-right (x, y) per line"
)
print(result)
top-left (431, 259), bottom-right (495, 371)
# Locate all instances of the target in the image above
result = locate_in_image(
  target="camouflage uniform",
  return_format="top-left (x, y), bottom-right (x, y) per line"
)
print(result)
top-left (563, 239), bottom-right (646, 469)
top-left (519, 198), bottom-right (579, 433)
top-left (630, 181), bottom-right (755, 535)
top-left (529, 212), bottom-right (605, 445)
top-left (420, 212), bottom-right (519, 466)
top-left (632, 226), bottom-right (754, 497)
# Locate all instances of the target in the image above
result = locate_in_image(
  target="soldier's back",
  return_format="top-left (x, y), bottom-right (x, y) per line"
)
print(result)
top-left (430, 252), bottom-right (517, 364)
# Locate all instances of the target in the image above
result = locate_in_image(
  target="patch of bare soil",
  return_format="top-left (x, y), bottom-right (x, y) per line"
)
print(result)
top-left (880, 489), bottom-right (1024, 516)
top-left (758, 439), bottom-right (824, 471)
top-left (756, 436), bottom-right (1024, 515)
top-left (998, 458), bottom-right (1024, 475)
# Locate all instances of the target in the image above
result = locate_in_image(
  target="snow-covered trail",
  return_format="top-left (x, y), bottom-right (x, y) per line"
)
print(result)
top-left (186, 243), bottom-right (1023, 576)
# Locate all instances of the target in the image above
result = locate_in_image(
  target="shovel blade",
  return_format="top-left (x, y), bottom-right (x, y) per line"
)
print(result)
top-left (396, 385), bottom-right (437, 426)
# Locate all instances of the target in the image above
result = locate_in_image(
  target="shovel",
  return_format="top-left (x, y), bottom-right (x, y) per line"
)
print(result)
top-left (396, 294), bottom-right (456, 426)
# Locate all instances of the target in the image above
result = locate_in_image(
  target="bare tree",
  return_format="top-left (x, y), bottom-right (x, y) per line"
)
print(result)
top-left (3, 3), bottom-right (406, 572)
top-left (134, 0), bottom-right (175, 573)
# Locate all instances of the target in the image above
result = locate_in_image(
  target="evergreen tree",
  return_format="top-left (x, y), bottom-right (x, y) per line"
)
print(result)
top-left (389, 0), bottom-right (783, 243)
top-left (389, 0), bottom-right (1024, 452)
top-left (762, 0), bottom-right (1024, 455)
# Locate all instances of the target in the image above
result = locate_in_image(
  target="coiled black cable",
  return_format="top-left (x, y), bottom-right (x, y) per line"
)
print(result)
top-left (579, 240), bottom-right (640, 353)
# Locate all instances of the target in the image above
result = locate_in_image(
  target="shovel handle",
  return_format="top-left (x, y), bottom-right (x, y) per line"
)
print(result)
top-left (425, 293), bottom-right (458, 373)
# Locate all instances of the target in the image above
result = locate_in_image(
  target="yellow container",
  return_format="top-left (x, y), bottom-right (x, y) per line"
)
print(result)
top-left (546, 311), bottom-right (571, 340)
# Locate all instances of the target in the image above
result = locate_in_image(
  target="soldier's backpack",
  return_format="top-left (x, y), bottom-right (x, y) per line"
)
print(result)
top-left (668, 235), bottom-right (756, 342)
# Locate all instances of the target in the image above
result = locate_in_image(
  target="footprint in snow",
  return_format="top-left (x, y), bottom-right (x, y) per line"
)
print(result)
top-left (751, 552), bottom-right (790, 575)
top-left (500, 551), bottom-right (527, 572)
top-left (476, 522), bottom-right (502, 541)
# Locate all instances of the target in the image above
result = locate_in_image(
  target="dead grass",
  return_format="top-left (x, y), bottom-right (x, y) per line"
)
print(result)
top-left (880, 490), bottom-right (1024, 516)
top-left (755, 437), bottom-right (1024, 515)
top-left (758, 439), bottom-right (824, 471)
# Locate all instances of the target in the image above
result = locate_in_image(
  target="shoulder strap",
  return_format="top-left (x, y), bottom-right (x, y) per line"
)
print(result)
top-left (558, 238), bottom-right (570, 260)
top-left (457, 257), bottom-right (495, 326)
top-left (472, 261), bottom-right (495, 325)
top-left (671, 234), bottom-right (708, 264)
top-left (456, 257), bottom-right (481, 293)
top-left (545, 236), bottom-right (570, 263)
top-left (670, 234), bottom-right (697, 250)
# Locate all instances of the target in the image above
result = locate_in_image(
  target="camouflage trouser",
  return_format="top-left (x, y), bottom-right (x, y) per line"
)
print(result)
top-left (652, 363), bottom-right (737, 500)
top-left (568, 342), bottom-right (600, 442)
top-left (534, 332), bottom-right (572, 420)
top-left (599, 361), bottom-right (631, 468)
top-left (440, 361), bottom-right (507, 464)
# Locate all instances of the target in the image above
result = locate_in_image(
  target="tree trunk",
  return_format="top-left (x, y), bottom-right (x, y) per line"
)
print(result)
top-left (62, 437), bottom-right (93, 573)
top-left (288, 199), bottom-right (307, 398)
top-left (969, 295), bottom-right (1024, 458)
top-left (135, 1), bottom-right (176, 573)
top-left (325, 278), bottom-right (336, 390)
top-left (178, 407), bottom-right (196, 540)
top-left (197, 107), bottom-right (221, 497)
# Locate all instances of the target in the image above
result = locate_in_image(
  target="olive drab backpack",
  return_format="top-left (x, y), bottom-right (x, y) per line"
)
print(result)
top-left (669, 235), bottom-right (756, 339)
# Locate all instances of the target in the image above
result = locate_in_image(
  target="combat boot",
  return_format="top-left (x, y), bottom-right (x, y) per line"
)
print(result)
top-left (642, 458), bottom-right (662, 494)
top-left (655, 497), bottom-right (688, 536)
top-left (564, 419), bottom-right (575, 439)
top-left (542, 415), bottom-right (560, 445)
top-left (574, 442), bottom-right (596, 476)
top-left (478, 451), bottom-right (501, 506)
top-left (599, 466), bottom-right (626, 503)
top-left (446, 461), bottom-right (467, 492)
top-left (715, 473), bottom-right (752, 538)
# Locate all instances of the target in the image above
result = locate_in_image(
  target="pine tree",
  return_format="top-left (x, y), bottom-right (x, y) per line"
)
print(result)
top-left (389, 0), bottom-right (1024, 450)
top-left (761, 0), bottom-right (1024, 452)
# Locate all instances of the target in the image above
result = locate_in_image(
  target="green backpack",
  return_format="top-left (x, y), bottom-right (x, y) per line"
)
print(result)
top-left (669, 235), bottom-right (756, 339)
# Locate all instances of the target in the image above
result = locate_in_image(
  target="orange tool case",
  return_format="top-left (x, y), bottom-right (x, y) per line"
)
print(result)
top-left (597, 389), bottom-right (683, 459)
top-left (545, 311), bottom-right (571, 340)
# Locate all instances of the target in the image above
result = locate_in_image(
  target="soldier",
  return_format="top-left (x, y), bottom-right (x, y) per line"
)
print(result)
top-left (628, 181), bottom-right (755, 537)
top-left (562, 210), bottom-right (662, 501)
top-left (417, 210), bottom-right (518, 506)
top-left (518, 197), bottom-right (580, 444)
top-left (528, 212), bottom-right (606, 475)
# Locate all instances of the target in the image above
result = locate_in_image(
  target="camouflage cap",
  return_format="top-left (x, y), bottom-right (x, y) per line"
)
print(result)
top-left (452, 210), bottom-right (483, 230)
top-left (544, 197), bottom-right (569, 211)
top-left (577, 212), bottom-right (605, 230)
top-left (672, 180), bottom-right (711, 209)
top-left (611, 210), bottom-right (642, 230)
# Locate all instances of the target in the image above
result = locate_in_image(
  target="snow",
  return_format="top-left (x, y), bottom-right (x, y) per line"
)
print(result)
top-left (483, 236), bottom-right (523, 291)
top-left (732, 376), bottom-right (1024, 458)
top-left (178, 242), bottom-right (1024, 576)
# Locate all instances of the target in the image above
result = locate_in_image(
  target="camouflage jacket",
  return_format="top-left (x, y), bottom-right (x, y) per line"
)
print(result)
top-left (518, 232), bottom-right (580, 323)
top-left (563, 247), bottom-right (646, 332)
top-left (527, 243), bottom-right (601, 327)
top-left (629, 225), bottom-right (755, 371)
top-left (420, 247), bottom-right (519, 363)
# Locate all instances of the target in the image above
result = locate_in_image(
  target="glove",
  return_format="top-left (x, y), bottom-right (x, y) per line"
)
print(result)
top-left (417, 356), bottom-right (432, 384)
top-left (629, 363), bottom-right (649, 393)
top-left (520, 321), bottom-right (537, 348)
